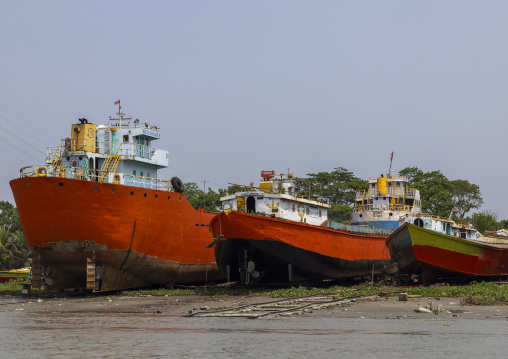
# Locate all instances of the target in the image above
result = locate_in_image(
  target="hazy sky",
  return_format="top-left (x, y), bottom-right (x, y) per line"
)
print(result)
top-left (1, 1), bottom-right (507, 218)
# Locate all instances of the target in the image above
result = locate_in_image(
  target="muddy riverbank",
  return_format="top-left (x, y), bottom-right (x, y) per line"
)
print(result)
top-left (1, 293), bottom-right (507, 320)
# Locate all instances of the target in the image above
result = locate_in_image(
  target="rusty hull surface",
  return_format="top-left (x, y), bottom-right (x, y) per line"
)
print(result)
top-left (10, 176), bottom-right (223, 292)
top-left (32, 241), bottom-right (222, 292)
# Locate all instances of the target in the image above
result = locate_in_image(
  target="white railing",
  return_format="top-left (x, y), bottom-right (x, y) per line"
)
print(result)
top-left (352, 204), bottom-right (414, 213)
top-left (355, 187), bottom-right (417, 201)
top-left (46, 139), bottom-right (160, 162)
top-left (20, 165), bottom-right (172, 191)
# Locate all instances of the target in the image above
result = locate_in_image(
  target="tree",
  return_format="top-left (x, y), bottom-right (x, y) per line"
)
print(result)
top-left (470, 210), bottom-right (498, 234)
top-left (399, 167), bottom-right (454, 217)
top-left (0, 201), bottom-right (31, 270)
top-left (498, 219), bottom-right (508, 230)
top-left (0, 201), bottom-right (22, 233)
top-left (328, 203), bottom-right (352, 223)
top-left (299, 167), bottom-right (367, 205)
top-left (183, 182), bottom-right (223, 212)
top-left (450, 180), bottom-right (483, 218)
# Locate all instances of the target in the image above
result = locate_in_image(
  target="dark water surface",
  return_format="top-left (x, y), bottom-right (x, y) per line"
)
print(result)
top-left (1, 311), bottom-right (507, 358)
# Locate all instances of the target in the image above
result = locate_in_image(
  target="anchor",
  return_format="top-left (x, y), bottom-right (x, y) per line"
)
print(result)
top-left (266, 198), bottom-right (280, 209)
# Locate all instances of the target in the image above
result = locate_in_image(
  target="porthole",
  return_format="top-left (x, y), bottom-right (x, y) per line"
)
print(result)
top-left (59, 182), bottom-right (64, 187)
top-left (168, 196), bottom-right (170, 200)
top-left (179, 198), bottom-right (181, 202)
top-left (144, 193), bottom-right (147, 198)
top-left (359, 214), bottom-right (363, 218)
top-left (25, 182), bottom-right (30, 186)
top-left (389, 212), bottom-right (393, 216)
top-left (131, 191), bottom-right (134, 196)
top-left (94, 186), bottom-right (98, 191)
top-left (111, 189), bottom-right (115, 193)
top-left (155, 194), bottom-right (158, 199)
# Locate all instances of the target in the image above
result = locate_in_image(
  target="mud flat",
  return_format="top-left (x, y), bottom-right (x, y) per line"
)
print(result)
top-left (1, 294), bottom-right (507, 320)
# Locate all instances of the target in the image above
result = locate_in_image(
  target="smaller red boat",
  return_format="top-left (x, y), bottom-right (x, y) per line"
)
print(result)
top-left (386, 215), bottom-right (508, 284)
top-left (210, 171), bottom-right (393, 284)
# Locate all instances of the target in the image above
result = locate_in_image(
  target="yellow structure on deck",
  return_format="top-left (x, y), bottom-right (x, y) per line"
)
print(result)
top-left (71, 123), bottom-right (96, 152)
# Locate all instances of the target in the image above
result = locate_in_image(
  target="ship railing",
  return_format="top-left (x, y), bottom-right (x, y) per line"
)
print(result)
top-left (355, 187), bottom-right (417, 201)
top-left (46, 139), bottom-right (159, 161)
top-left (328, 221), bottom-right (392, 236)
top-left (123, 173), bottom-right (171, 190)
top-left (352, 204), bottom-right (414, 213)
top-left (117, 143), bottom-right (158, 160)
top-left (367, 175), bottom-right (409, 182)
top-left (19, 165), bottom-right (173, 191)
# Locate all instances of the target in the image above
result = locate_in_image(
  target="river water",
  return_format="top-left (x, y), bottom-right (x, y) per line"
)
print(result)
top-left (1, 311), bottom-right (507, 358)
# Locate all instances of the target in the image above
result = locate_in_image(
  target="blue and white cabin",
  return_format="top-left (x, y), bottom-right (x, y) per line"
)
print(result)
top-left (22, 106), bottom-right (172, 190)
top-left (398, 214), bottom-right (480, 240)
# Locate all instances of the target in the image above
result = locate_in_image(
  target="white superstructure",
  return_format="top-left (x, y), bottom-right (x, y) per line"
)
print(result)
top-left (220, 171), bottom-right (330, 226)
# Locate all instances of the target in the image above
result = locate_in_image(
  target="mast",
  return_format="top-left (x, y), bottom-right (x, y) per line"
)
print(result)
top-left (109, 100), bottom-right (131, 127)
top-left (388, 151), bottom-right (394, 176)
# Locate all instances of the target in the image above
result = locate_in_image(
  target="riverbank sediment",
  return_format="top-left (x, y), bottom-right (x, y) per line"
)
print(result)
top-left (1, 293), bottom-right (507, 320)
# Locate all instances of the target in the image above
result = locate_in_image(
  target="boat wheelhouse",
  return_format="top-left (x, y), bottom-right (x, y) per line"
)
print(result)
top-left (219, 171), bottom-right (330, 225)
top-left (24, 106), bottom-right (172, 190)
top-left (350, 173), bottom-right (421, 229)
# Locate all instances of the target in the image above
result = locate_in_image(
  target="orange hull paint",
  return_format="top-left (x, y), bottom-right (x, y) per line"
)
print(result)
top-left (10, 177), bottom-right (223, 291)
top-left (210, 211), bottom-right (394, 284)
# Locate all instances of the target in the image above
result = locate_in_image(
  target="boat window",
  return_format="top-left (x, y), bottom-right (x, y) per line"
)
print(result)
top-left (133, 170), bottom-right (136, 176)
top-left (140, 172), bottom-right (143, 177)
top-left (414, 218), bottom-right (424, 227)
top-left (292, 204), bottom-right (295, 212)
top-left (123, 135), bottom-right (129, 143)
top-left (147, 173), bottom-right (150, 178)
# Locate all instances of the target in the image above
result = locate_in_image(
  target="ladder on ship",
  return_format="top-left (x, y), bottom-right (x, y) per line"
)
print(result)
top-left (50, 144), bottom-right (63, 177)
top-left (98, 144), bottom-right (122, 183)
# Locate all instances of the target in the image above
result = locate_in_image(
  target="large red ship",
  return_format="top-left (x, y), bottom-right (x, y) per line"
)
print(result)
top-left (10, 103), bottom-right (223, 292)
top-left (209, 171), bottom-right (394, 284)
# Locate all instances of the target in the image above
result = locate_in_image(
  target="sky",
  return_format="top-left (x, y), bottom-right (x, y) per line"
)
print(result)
top-left (1, 1), bottom-right (508, 218)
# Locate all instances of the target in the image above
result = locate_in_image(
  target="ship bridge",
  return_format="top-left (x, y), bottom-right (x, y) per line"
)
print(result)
top-left (20, 106), bottom-right (173, 191)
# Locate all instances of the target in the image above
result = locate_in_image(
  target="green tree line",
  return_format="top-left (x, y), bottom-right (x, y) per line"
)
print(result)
top-left (0, 201), bottom-right (31, 270)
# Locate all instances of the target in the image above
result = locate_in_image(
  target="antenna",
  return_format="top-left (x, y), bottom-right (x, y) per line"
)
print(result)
top-left (388, 151), bottom-right (394, 176)
top-left (110, 100), bottom-right (131, 127)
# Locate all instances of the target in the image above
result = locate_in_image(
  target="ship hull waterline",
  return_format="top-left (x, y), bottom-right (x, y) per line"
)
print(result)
top-left (386, 223), bottom-right (508, 285)
top-left (211, 211), bottom-right (394, 285)
top-left (10, 176), bottom-right (223, 292)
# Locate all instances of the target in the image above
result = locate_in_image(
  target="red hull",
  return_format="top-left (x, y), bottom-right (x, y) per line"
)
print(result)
top-left (10, 177), bottom-right (223, 291)
top-left (210, 211), bottom-right (394, 284)
top-left (387, 223), bottom-right (508, 284)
